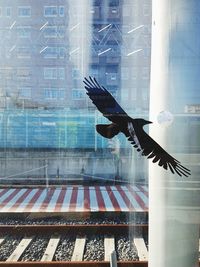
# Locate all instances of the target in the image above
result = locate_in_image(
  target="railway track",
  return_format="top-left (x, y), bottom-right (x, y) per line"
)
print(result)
top-left (0, 224), bottom-right (148, 267)
top-left (0, 224), bottom-right (199, 266)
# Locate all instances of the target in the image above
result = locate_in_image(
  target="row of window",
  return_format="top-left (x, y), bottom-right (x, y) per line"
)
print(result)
top-left (10, 26), bottom-right (66, 38)
top-left (44, 6), bottom-right (65, 17)
top-left (121, 89), bottom-right (149, 103)
top-left (0, 4), bottom-right (150, 19)
top-left (90, 5), bottom-right (150, 19)
top-left (1, 66), bottom-right (148, 81)
top-left (8, 26), bottom-right (66, 39)
top-left (9, 26), bottom-right (65, 39)
top-left (19, 88), bottom-right (65, 100)
top-left (0, 6), bottom-right (65, 18)
top-left (123, 4), bottom-right (150, 17)
top-left (4, 47), bottom-right (149, 62)
top-left (4, 86), bottom-right (149, 101)
top-left (1, 67), bottom-right (65, 80)
top-left (14, 24), bottom-right (150, 40)
top-left (5, 46), bottom-right (67, 59)
top-left (121, 67), bottom-right (149, 80)
top-left (43, 26), bottom-right (65, 38)
top-left (43, 68), bottom-right (65, 80)
top-left (18, 88), bottom-right (86, 100)
top-left (43, 47), bottom-right (66, 59)
top-left (43, 68), bottom-right (148, 81)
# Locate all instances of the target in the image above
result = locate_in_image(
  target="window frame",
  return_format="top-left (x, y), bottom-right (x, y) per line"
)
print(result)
top-left (18, 6), bottom-right (31, 17)
top-left (43, 67), bottom-right (65, 80)
top-left (17, 46), bottom-right (31, 59)
top-left (44, 67), bottom-right (58, 79)
top-left (72, 89), bottom-right (85, 100)
top-left (5, 7), bottom-right (11, 17)
top-left (44, 88), bottom-right (65, 100)
top-left (17, 26), bottom-right (31, 38)
top-left (18, 87), bottom-right (32, 99)
top-left (44, 26), bottom-right (57, 38)
top-left (59, 6), bottom-right (65, 17)
top-left (44, 6), bottom-right (58, 17)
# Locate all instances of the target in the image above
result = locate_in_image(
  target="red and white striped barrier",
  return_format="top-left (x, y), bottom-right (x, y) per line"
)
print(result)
top-left (0, 185), bottom-right (148, 213)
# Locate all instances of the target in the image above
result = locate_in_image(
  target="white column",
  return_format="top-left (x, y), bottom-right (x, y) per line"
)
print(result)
top-left (149, 0), bottom-right (200, 267)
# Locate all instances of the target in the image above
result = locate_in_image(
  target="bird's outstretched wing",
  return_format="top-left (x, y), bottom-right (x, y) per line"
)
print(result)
top-left (127, 122), bottom-right (191, 177)
top-left (83, 76), bottom-right (128, 122)
top-left (84, 76), bottom-right (191, 177)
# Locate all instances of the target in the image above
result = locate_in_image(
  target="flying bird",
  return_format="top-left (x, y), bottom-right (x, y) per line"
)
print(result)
top-left (83, 76), bottom-right (191, 177)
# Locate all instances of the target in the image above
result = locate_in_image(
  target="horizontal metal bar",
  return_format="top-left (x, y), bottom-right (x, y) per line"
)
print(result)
top-left (0, 224), bottom-right (148, 235)
top-left (1, 261), bottom-right (200, 267)
top-left (0, 261), bottom-right (148, 267)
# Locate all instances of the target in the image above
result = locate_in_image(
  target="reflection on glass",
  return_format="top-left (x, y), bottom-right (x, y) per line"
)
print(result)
top-left (0, 0), bottom-right (199, 265)
top-left (0, 0), bottom-right (151, 184)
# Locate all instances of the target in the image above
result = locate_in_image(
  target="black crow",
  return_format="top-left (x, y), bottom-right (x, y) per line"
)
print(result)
top-left (83, 76), bottom-right (191, 177)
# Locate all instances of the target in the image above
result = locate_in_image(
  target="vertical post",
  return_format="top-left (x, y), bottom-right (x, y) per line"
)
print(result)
top-left (94, 110), bottom-right (97, 151)
top-left (3, 110), bottom-right (8, 178)
top-left (149, 1), bottom-right (200, 267)
top-left (56, 167), bottom-right (60, 179)
top-left (25, 110), bottom-right (28, 148)
top-left (149, 0), bottom-right (170, 265)
top-left (45, 159), bottom-right (49, 194)
top-left (110, 250), bottom-right (117, 267)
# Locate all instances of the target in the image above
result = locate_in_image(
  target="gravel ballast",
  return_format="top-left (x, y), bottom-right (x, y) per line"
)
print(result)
top-left (83, 235), bottom-right (104, 261)
top-left (0, 236), bottom-right (21, 261)
top-left (53, 235), bottom-right (75, 261)
top-left (19, 236), bottom-right (49, 261)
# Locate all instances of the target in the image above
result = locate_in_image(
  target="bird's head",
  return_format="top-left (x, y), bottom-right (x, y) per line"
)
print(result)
top-left (134, 118), bottom-right (153, 127)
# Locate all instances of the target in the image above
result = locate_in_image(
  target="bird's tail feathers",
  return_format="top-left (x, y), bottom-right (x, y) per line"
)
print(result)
top-left (96, 123), bottom-right (120, 139)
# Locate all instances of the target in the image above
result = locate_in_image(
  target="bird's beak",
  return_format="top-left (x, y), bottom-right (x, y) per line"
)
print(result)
top-left (147, 121), bottom-right (153, 124)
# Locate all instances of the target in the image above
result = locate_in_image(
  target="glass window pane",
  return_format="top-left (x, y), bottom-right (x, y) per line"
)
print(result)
top-left (0, 1), bottom-right (198, 265)
top-left (17, 26), bottom-right (31, 38)
top-left (19, 87), bottom-right (31, 99)
top-left (6, 7), bottom-right (11, 17)
top-left (44, 26), bottom-right (57, 38)
top-left (59, 6), bottom-right (65, 17)
top-left (18, 6), bottom-right (31, 17)
top-left (44, 6), bottom-right (57, 17)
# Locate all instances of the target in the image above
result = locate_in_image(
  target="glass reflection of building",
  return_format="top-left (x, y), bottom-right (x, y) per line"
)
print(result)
top-left (1, 0), bottom-right (199, 182)
top-left (0, 2), bottom-right (69, 109)
top-left (0, 0), bottom-right (151, 182)
top-left (0, 0), bottom-right (151, 110)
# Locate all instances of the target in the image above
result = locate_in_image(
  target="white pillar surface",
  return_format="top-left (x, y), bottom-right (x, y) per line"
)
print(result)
top-left (149, 0), bottom-right (200, 267)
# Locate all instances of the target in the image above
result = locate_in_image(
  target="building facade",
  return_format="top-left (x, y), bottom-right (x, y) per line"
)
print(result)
top-left (0, 0), bottom-right (152, 181)
top-left (0, 0), bottom-right (152, 112)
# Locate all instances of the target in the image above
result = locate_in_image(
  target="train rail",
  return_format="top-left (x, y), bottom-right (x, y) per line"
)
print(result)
top-left (0, 224), bottom-right (148, 267)
top-left (0, 224), bottom-right (199, 266)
